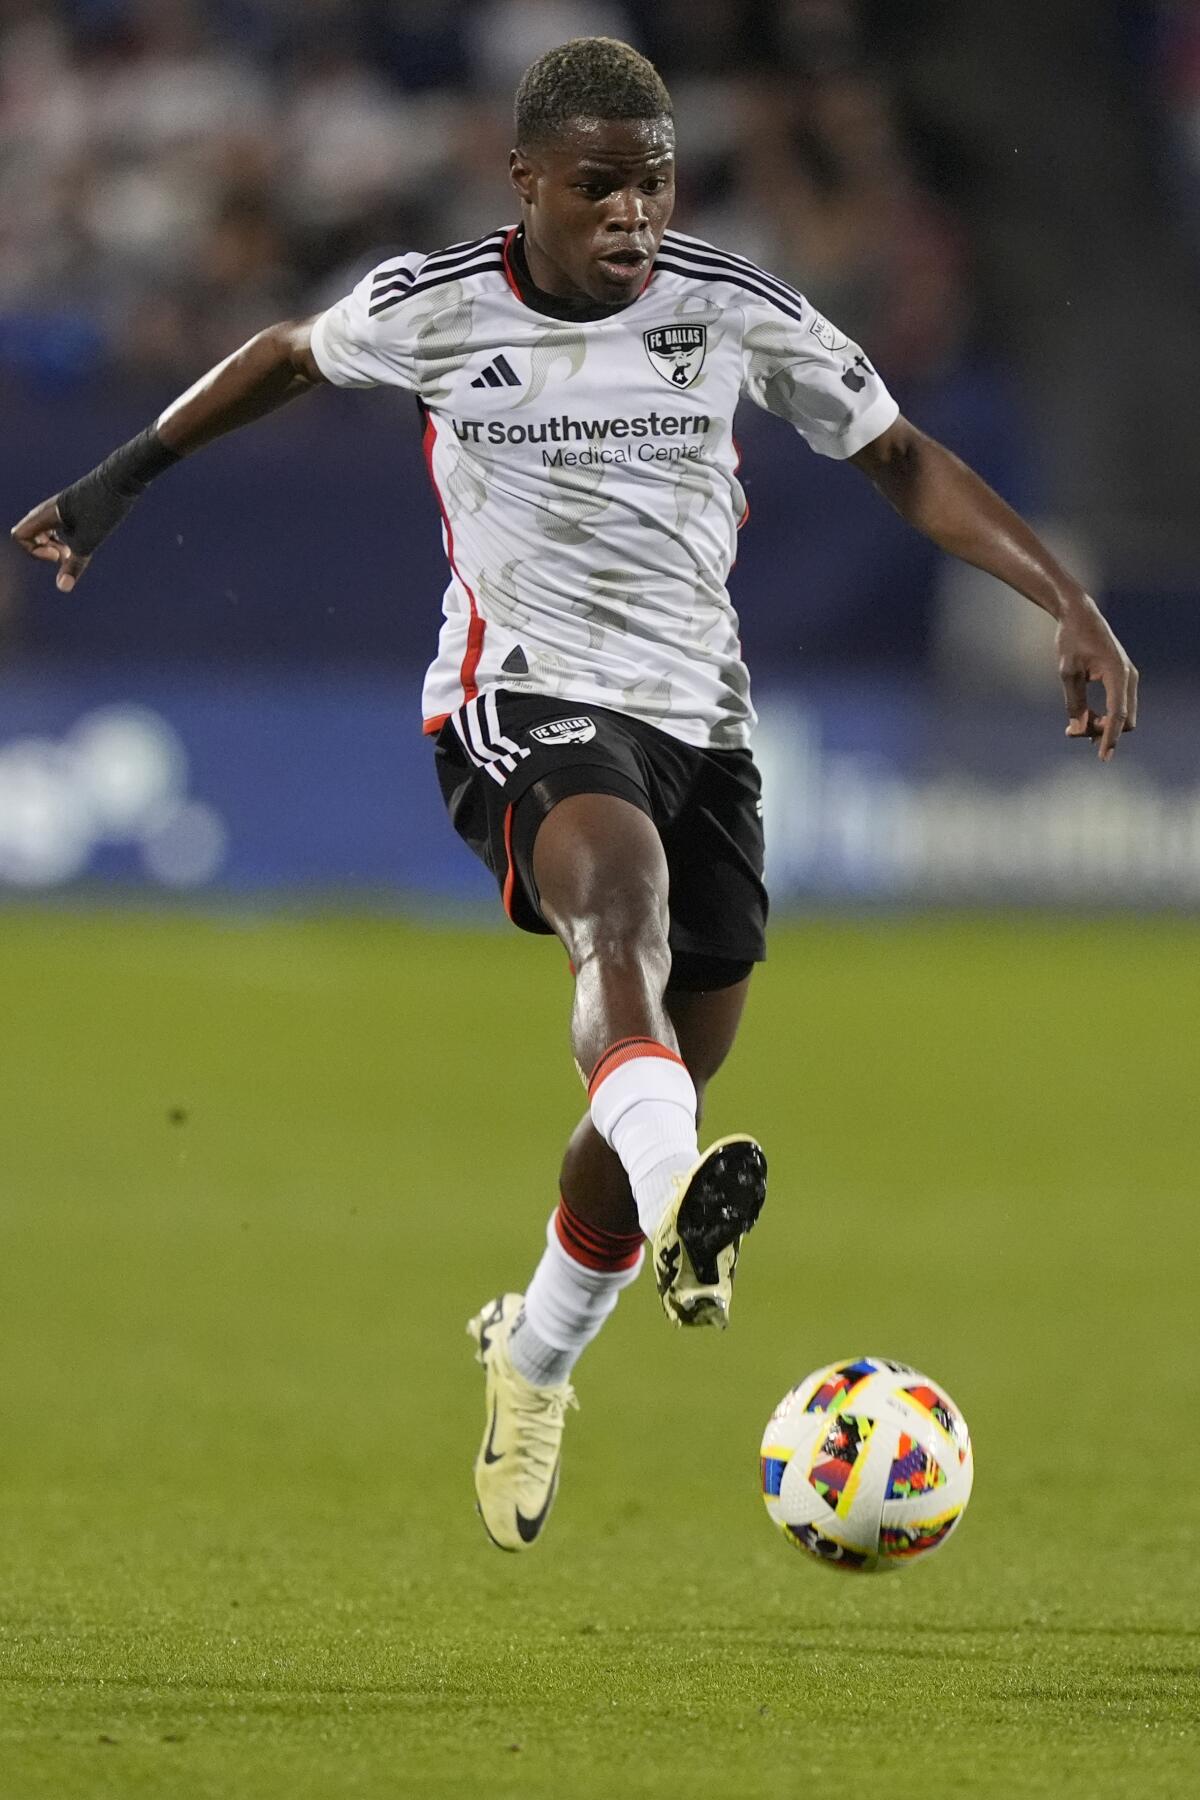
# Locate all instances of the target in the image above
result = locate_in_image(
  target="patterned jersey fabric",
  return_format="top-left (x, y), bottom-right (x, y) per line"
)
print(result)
top-left (311, 226), bottom-right (899, 749)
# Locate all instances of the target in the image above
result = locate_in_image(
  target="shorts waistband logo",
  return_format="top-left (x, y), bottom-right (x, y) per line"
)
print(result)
top-left (530, 716), bottom-right (597, 746)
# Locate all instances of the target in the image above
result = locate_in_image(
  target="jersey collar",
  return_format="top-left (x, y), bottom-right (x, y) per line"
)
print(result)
top-left (502, 227), bottom-right (654, 322)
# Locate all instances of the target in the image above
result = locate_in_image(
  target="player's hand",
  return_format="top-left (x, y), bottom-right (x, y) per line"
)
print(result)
top-left (9, 496), bottom-right (92, 593)
top-left (1056, 596), bottom-right (1138, 763)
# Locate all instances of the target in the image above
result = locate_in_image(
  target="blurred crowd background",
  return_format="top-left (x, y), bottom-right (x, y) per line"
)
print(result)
top-left (0, 0), bottom-right (1195, 388)
top-left (3, 0), bottom-right (1199, 646)
top-left (0, 1), bottom-right (1197, 900)
top-left (4, 0), bottom-right (982, 388)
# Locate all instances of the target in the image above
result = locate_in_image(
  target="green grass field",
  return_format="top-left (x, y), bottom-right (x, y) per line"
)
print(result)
top-left (1, 909), bottom-right (1198, 1798)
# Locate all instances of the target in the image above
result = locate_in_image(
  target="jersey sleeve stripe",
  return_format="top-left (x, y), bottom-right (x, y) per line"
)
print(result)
top-left (652, 257), bottom-right (809, 326)
top-left (419, 228), bottom-right (509, 273)
top-left (368, 258), bottom-right (505, 316)
top-left (370, 262), bottom-right (415, 288)
top-left (370, 270), bottom-right (416, 303)
top-left (661, 231), bottom-right (810, 313)
top-left (658, 237), bottom-right (811, 319)
top-left (366, 231), bottom-right (508, 309)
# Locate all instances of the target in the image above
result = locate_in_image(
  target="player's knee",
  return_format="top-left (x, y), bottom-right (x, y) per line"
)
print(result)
top-left (577, 915), bottom-right (671, 985)
top-left (567, 870), bottom-right (671, 979)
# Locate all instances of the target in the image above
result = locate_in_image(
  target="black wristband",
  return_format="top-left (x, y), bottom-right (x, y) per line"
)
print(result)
top-left (56, 426), bottom-right (181, 557)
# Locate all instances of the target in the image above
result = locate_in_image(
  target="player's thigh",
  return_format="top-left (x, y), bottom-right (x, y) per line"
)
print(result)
top-left (666, 973), bottom-right (752, 1091)
top-left (532, 790), bottom-right (671, 950)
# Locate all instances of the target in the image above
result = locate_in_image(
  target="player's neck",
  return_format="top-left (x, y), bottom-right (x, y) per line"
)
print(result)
top-left (510, 228), bottom-right (629, 323)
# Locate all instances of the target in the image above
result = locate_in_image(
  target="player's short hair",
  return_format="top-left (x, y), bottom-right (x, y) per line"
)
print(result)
top-left (514, 37), bottom-right (673, 149)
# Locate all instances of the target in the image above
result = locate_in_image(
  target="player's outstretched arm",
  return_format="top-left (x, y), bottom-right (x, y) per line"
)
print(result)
top-left (851, 417), bottom-right (1139, 762)
top-left (10, 317), bottom-right (326, 593)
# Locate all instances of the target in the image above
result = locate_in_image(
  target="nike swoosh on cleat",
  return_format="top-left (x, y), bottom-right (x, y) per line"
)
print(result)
top-left (482, 1403), bottom-right (503, 1465)
top-left (515, 1462), bottom-right (559, 1543)
top-left (475, 1502), bottom-right (506, 1551)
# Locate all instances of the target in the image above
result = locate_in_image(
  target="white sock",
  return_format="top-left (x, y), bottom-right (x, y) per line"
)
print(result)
top-left (508, 1206), bottom-right (643, 1386)
top-left (588, 1040), bottom-right (699, 1237)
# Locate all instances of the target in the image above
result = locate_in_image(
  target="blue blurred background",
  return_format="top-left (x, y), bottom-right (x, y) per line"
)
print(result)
top-left (1, 0), bottom-right (1197, 905)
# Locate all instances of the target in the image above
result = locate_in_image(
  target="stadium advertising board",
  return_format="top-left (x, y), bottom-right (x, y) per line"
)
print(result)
top-left (0, 669), bottom-right (1194, 906)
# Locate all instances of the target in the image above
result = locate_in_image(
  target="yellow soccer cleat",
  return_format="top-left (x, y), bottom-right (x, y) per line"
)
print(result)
top-left (466, 1293), bottom-right (578, 1552)
top-left (651, 1135), bottom-right (767, 1329)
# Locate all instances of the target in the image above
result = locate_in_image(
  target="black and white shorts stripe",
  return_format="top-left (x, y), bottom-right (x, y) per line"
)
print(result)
top-left (451, 692), bottom-right (532, 786)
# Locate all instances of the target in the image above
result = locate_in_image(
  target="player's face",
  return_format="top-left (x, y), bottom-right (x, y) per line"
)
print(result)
top-left (510, 117), bottom-right (676, 305)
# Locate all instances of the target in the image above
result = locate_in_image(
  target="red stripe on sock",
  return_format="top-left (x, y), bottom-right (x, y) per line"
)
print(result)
top-left (586, 1036), bottom-right (685, 1100)
top-left (555, 1198), bottom-right (644, 1272)
top-left (561, 1209), bottom-right (639, 1257)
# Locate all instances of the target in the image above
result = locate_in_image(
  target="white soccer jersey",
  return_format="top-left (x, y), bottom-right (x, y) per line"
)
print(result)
top-left (311, 226), bottom-right (898, 750)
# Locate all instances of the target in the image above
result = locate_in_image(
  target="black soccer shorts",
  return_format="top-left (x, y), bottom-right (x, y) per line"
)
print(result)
top-left (432, 688), bottom-right (768, 990)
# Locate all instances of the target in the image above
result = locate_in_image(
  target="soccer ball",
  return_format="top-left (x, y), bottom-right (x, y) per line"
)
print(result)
top-left (760, 1356), bottom-right (974, 1572)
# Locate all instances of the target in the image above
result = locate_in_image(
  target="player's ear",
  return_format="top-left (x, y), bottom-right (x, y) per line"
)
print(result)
top-left (509, 147), bottom-right (537, 205)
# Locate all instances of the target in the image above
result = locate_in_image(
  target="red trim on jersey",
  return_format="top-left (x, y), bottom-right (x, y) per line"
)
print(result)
top-left (501, 227), bottom-right (523, 301)
top-left (421, 409), bottom-right (485, 705)
top-left (501, 803), bottom-right (517, 920)
top-left (733, 434), bottom-right (750, 531)
top-left (555, 1196), bottom-right (644, 1271)
top-left (587, 1036), bottom-right (686, 1100)
top-left (423, 712), bottom-right (449, 736)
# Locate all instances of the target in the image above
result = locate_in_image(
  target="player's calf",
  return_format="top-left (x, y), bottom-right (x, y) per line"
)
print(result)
top-left (587, 1034), bottom-right (701, 1238)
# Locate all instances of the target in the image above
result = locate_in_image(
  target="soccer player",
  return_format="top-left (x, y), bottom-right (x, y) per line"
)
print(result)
top-left (12, 38), bottom-right (1137, 1552)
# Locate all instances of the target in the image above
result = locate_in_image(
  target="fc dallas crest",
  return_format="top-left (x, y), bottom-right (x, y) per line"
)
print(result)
top-left (643, 324), bottom-right (707, 389)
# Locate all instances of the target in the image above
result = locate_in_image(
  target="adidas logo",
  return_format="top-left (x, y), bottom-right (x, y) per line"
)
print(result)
top-left (655, 1241), bottom-right (682, 1295)
top-left (471, 353), bottom-right (521, 390)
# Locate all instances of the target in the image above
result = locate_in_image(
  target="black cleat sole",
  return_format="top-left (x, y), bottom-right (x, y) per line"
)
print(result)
top-left (676, 1138), bottom-right (767, 1285)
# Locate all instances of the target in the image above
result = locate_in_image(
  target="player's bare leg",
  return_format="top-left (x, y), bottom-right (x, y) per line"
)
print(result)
top-left (468, 795), bottom-right (764, 1549)
top-left (467, 791), bottom-right (668, 1548)
top-left (532, 791), bottom-right (679, 1076)
top-left (531, 792), bottom-right (765, 1326)
top-left (511, 791), bottom-right (760, 1312)
top-left (551, 974), bottom-right (764, 1335)
top-left (557, 977), bottom-right (753, 1236)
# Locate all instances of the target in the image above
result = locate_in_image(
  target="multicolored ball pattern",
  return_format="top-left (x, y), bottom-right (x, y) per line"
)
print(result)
top-left (760, 1357), bottom-right (974, 1572)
